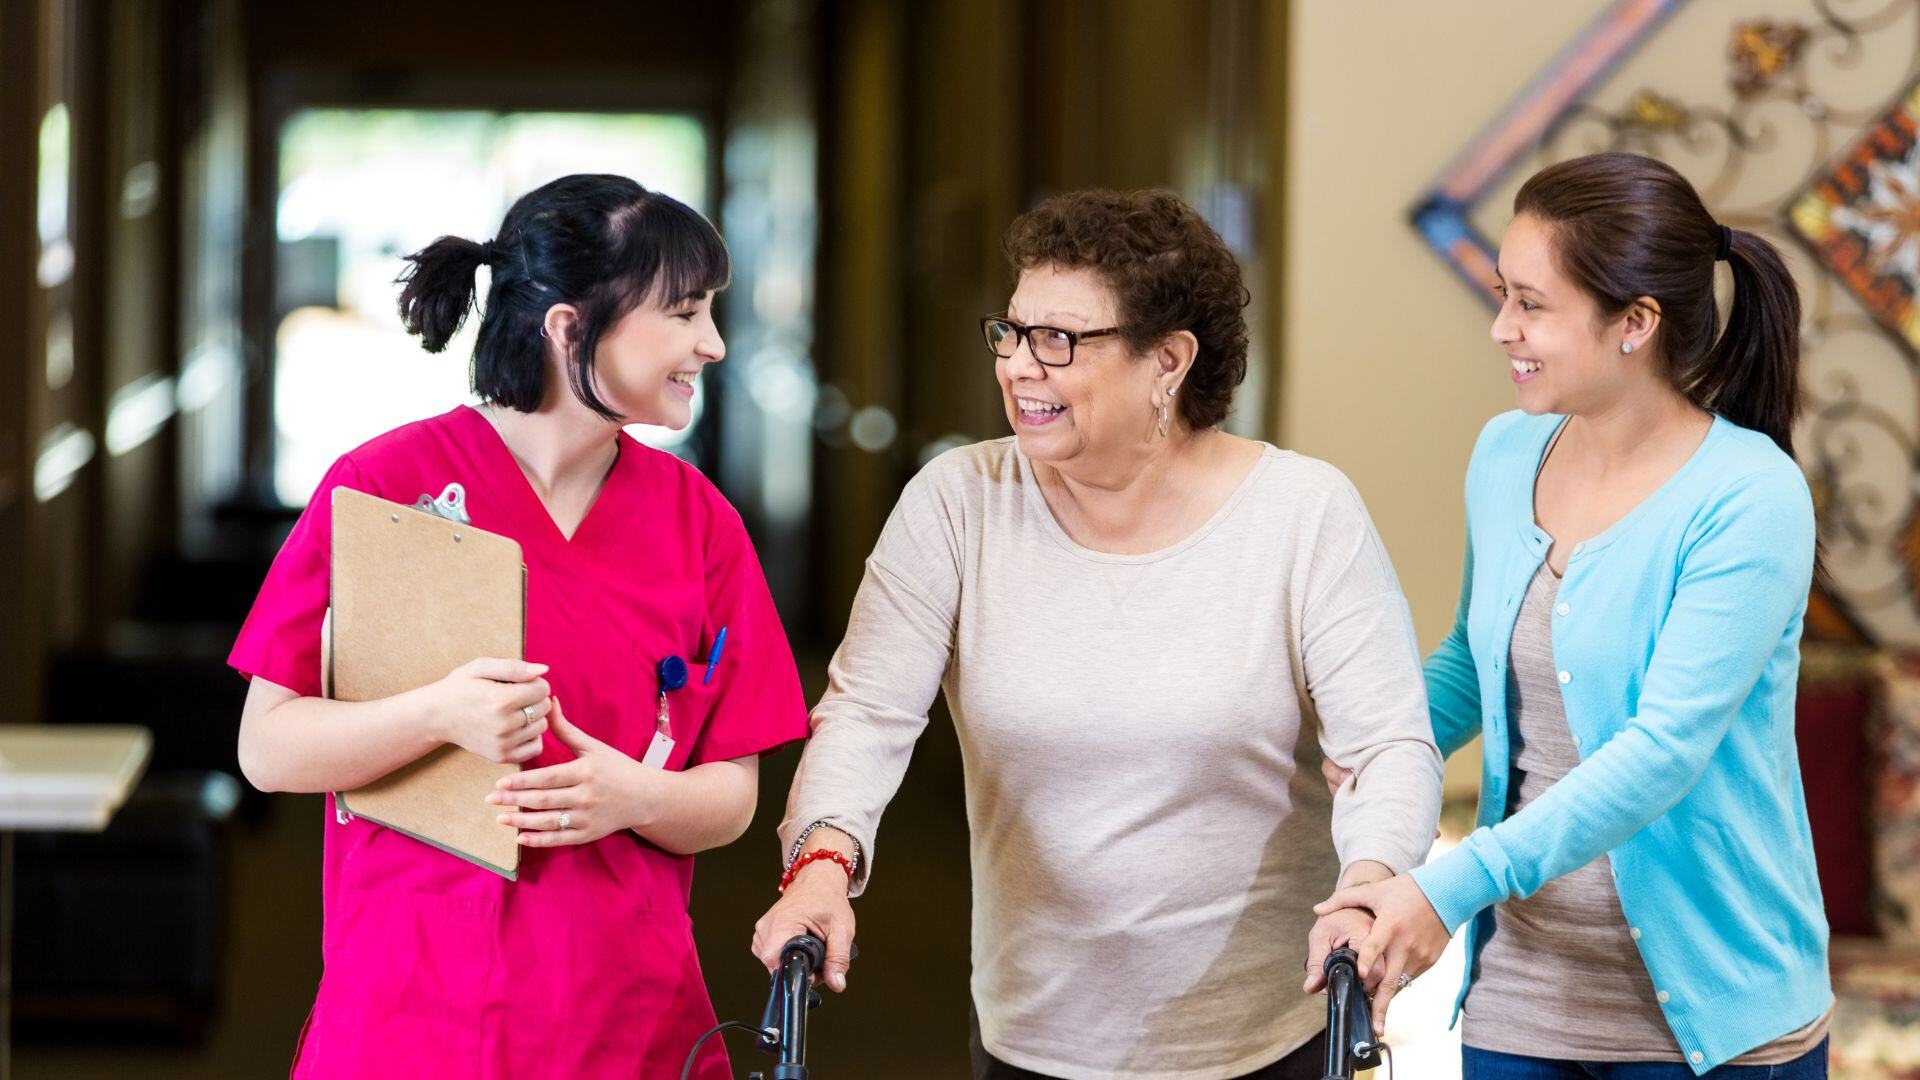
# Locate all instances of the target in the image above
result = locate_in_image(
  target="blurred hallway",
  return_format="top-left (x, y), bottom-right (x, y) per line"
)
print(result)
top-left (0, 5), bottom-right (1276, 1073)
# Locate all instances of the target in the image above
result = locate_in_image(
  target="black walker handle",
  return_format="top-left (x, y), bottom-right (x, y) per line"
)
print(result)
top-left (751, 934), bottom-right (826, 1080)
top-left (1320, 947), bottom-right (1384, 1080)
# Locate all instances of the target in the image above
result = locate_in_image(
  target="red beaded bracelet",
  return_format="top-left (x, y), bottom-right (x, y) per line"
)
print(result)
top-left (779, 849), bottom-right (854, 893)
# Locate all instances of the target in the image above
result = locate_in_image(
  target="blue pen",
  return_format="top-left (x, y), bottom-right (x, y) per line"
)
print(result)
top-left (703, 626), bottom-right (729, 685)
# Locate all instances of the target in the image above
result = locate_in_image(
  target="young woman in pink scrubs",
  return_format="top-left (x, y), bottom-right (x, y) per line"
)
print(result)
top-left (230, 174), bottom-right (809, 1079)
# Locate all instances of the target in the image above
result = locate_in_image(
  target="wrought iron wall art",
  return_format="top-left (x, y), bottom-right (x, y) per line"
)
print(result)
top-left (1410, 0), bottom-right (1920, 646)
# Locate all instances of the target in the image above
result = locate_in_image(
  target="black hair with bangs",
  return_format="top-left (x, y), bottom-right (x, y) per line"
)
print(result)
top-left (397, 173), bottom-right (729, 419)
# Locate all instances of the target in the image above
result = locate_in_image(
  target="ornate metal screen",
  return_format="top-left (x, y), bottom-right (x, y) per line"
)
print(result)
top-left (1413, 0), bottom-right (1920, 646)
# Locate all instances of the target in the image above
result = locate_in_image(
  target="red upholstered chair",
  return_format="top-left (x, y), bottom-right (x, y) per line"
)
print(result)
top-left (1818, 645), bottom-right (1920, 1077)
top-left (1795, 644), bottom-right (1878, 937)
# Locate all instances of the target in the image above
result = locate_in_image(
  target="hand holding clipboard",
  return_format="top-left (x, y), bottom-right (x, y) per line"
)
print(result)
top-left (327, 488), bottom-right (528, 879)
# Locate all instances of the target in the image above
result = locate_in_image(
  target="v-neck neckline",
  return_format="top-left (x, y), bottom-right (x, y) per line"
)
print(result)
top-left (1523, 411), bottom-right (1723, 563)
top-left (457, 404), bottom-right (637, 552)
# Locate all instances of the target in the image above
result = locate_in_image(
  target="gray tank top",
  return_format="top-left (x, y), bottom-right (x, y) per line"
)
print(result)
top-left (1461, 561), bottom-right (1828, 1063)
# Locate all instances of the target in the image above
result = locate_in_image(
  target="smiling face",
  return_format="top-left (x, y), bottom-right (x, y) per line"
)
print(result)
top-left (560, 290), bottom-right (724, 429)
top-left (1492, 212), bottom-right (1649, 417)
top-left (997, 264), bottom-right (1162, 468)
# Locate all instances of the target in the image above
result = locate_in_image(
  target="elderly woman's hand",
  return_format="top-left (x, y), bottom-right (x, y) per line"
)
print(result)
top-left (1313, 875), bottom-right (1449, 1035)
top-left (753, 834), bottom-right (859, 992)
top-left (1304, 859), bottom-right (1391, 994)
top-left (1301, 907), bottom-right (1374, 994)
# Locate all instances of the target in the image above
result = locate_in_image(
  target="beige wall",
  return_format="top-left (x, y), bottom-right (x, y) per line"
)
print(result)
top-left (1279, 1), bottom-right (1605, 650)
top-left (1280, 2), bottom-right (1619, 795)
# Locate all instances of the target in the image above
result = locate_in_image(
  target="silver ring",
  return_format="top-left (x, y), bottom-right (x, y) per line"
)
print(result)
top-left (521, 704), bottom-right (536, 726)
top-left (1395, 972), bottom-right (1412, 990)
top-left (557, 812), bottom-right (572, 830)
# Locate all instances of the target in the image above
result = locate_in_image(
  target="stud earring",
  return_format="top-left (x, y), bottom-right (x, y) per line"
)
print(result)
top-left (1621, 342), bottom-right (1634, 354)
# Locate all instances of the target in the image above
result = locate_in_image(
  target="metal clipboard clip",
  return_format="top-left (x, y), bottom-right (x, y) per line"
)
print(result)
top-left (413, 482), bottom-right (471, 524)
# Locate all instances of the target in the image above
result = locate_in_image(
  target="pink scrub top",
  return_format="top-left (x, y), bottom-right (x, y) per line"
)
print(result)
top-left (229, 405), bottom-right (810, 1079)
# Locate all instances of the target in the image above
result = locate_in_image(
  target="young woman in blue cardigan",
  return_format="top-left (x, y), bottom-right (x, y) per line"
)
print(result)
top-left (1318, 153), bottom-right (1830, 1077)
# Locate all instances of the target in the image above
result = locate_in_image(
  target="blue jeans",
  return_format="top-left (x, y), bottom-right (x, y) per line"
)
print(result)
top-left (1463, 1041), bottom-right (1828, 1080)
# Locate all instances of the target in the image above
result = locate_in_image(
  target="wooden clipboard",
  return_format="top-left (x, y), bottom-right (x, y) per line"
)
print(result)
top-left (325, 487), bottom-right (526, 879)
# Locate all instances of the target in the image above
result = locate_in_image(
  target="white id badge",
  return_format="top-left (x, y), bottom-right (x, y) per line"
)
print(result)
top-left (642, 731), bottom-right (675, 769)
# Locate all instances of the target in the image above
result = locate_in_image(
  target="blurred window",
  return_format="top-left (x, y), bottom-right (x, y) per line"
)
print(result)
top-left (273, 109), bottom-right (711, 505)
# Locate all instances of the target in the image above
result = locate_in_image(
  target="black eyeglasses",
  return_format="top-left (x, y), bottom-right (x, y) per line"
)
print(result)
top-left (979, 314), bottom-right (1122, 367)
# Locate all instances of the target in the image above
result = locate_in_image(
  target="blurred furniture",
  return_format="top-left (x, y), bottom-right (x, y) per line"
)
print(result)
top-left (1799, 645), bottom-right (1878, 937)
top-left (10, 770), bottom-right (241, 1044)
top-left (47, 632), bottom-right (259, 821)
top-left (1, 526), bottom-right (277, 1057)
top-left (0, 725), bottom-right (152, 1080)
top-left (1805, 644), bottom-right (1920, 1080)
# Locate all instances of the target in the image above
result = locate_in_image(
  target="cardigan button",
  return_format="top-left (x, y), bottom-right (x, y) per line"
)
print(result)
top-left (1690, 1053), bottom-right (1704, 1066)
top-left (1556, 602), bottom-right (1570, 617)
top-left (1558, 671), bottom-right (1572, 684)
top-left (1657, 990), bottom-right (1670, 1004)
top-left (1630, 927), bottom-right (1642, 940)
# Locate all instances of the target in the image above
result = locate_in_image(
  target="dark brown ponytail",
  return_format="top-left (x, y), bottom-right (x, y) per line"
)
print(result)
top-left (1514, 153), bottom-right (1802, 457)
top-left (1699, 228), bottom-right (1802, 457)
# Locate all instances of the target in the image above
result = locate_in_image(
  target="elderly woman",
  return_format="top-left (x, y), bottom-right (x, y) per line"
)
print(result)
top-left (752, 189), bottom-right (1443, 1080)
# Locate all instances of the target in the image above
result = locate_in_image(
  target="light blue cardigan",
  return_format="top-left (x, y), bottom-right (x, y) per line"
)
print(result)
top-left (1407, 410), bottom-right (1830, 1074)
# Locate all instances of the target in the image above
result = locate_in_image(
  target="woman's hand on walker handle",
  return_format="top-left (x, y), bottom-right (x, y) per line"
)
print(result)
top-left (1304, 859), bottom-right (1392, 994)
top-left (488, 696), bottom-right (659, 846)
top-left (753, 833), bottom-right (857, 992)
top-left (1314, 875), bottom-right (1449, 1036)
top-left (1302, 907), bottom-right (1374, 994)
top-left (422, 657), bottom-right (551, 764)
